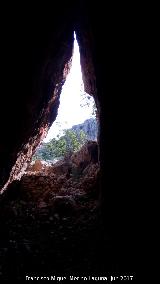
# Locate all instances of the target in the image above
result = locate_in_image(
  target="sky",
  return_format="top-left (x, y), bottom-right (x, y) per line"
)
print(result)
top-left (43, 32), bottom-right (95, 143)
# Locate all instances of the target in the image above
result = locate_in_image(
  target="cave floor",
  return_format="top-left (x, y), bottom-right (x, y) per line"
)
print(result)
top-left (0, 168), bottom-right (102, 281)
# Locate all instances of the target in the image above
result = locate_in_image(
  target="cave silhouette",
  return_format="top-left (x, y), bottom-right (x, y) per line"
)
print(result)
top-left (0, 1), bottom-right (138, 281)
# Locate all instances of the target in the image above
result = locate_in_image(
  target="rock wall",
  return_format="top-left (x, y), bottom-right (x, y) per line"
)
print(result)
top-left (0, 3), bottom-right (74, 190)
top-left (71, 118), bottom-right (98, 141)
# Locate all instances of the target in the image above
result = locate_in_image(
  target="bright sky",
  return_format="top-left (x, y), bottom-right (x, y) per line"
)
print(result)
top-left (43, 32), bottom-right (95, 143)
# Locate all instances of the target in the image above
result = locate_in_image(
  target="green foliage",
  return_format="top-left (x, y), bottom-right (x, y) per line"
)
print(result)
top-left (32, 129), bottom-right (87, 162)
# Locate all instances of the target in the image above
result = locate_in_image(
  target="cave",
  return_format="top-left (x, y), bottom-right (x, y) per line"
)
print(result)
top-left (0, 1), bottom-right (138, 281)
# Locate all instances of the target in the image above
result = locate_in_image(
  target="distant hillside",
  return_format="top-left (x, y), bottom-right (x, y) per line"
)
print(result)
top-left (32, 118), bottom-right (98, 161)
top-left (71, 118), bottom-right (98, 141)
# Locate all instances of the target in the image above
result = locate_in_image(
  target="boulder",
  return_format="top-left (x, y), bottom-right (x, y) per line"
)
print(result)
top-left (28, 160), bottom-right (43, 172)
top-left (71, 141), bottom-right (98, 170)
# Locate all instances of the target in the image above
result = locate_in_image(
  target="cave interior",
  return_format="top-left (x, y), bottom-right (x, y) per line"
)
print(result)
top-left (0, 1), bottom-right (138, 281)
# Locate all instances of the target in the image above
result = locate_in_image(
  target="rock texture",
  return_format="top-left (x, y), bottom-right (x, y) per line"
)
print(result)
top-left (71, 141), bottom-right (98, 168)
top-left (71, 118), bottom-right (98, 141)
top-left (0, 6), bottom-right (74, 190)
top-left (0, 144), bottom-right (100, 280)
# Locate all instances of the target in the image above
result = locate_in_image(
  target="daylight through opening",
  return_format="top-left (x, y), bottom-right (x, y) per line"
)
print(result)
top-left (0, 28), bottom-right (101, 280)
top-left (32, 32), bottom-right (98, 164)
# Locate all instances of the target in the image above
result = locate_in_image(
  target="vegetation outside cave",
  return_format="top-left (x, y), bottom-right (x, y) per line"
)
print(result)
top-left (32, 117), bottom-right (98, 163)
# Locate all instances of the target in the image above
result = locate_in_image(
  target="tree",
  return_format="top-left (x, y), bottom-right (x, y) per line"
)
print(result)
top-left (32, 129), bottom-right (87, 162)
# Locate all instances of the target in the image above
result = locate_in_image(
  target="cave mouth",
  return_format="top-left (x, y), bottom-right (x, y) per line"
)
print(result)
top-left (0, 27), bottom-right (100, 203)
top-left (0, 31), bottom-right (99, 195)
top-left (23, 32), bottom-right (100, 206)
top-left (0, 30), bottom-right (101, 279)
top-left (30, 32), bottom-right (98, 171)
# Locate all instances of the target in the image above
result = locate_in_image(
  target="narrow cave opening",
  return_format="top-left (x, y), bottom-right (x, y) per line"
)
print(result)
top-left (23, 32), bottom-right (100, 217)
top-left (0, 31), bottom-right (99, 195)
top-left (26, 32), bottom-right (99, 192)
top-left (0, 31), bottom-right (101, 279)
top-left (31, 32), bottom-right (98, 168)
top-left (0, 2), bottom-right (137, 278)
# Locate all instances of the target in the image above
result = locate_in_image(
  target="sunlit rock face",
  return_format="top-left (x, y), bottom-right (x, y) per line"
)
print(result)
top-left (71, 118), bottom-right (98, 141)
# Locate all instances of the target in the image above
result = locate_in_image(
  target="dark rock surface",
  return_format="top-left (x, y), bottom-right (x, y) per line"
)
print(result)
top-left (0, 154), bottom-right (100, 281)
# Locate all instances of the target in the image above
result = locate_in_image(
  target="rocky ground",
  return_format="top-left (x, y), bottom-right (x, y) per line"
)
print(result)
top-left (0, 142), bottom-right (104, 281)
